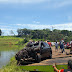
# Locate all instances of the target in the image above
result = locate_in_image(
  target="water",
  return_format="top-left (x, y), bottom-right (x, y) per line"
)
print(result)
top-left (0, 45), bottom-right (22, 68)
top-left (0, 51), bottom-right (16, 68)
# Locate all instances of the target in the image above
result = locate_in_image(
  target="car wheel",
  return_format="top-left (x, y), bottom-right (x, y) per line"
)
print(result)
top-left (49, 52), bottom-right (52, 59)
top-left (35, 54), bottom-right (41, 63)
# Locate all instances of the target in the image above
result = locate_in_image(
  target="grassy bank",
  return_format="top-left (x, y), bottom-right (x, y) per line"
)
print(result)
top-left (0, 56), bottom-right (67, 72)
top-left (0, 36), bottom-right (28, 51)
top-left (0, 36), bottom-right (27, 72)
top-left (0, 36), bottom-right (68, 72)
top-left (0, 36), bottom-right (23, 45)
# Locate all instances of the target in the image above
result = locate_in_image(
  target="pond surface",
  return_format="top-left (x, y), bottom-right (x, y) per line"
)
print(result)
top-left (0, 51), bottom-right (16, 68)
top-left (0, 45), bottom-right (22, 68)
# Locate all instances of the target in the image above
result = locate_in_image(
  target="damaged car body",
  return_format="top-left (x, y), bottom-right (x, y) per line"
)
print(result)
top-left (15, 41), bottom-right (52, 65)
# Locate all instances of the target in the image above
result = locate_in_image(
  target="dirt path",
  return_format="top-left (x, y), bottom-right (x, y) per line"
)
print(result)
top-left (27, 47), bottom-right (72, 66)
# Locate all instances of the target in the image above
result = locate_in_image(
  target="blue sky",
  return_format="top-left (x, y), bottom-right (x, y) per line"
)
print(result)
top-left (0, 0), bottom-right (72, 35)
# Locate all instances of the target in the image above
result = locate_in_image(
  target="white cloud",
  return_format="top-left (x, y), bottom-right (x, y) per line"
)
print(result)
top-left (0, 0), bottom-right (72, 8)
top-left (52, 0), bottom-right (72, 8)
top-left (16, 24), bottom-right (22, 26)
top-left (15, 23), bottom-right (72, 31)
top-left (1, 22), bottom-right (72, 36)
top-left (43, 0), bottom-right (72, 9)
top-left (0, 0), bottom-right (48, 4)
top-left (33, 21), bottom-right (40, 24)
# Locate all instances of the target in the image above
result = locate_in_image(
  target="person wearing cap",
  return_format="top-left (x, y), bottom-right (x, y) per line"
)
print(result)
top-left (53, 60), bottom-right (72, 72)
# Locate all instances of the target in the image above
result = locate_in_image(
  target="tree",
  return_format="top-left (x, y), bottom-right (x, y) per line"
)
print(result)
top-left (10, 30), bottom-right (15, 36)
top-left (0, 29), bottom-right (2, 36)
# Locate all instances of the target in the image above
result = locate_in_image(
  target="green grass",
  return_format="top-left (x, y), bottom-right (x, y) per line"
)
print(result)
top-left (0, 36), bottom-right (27, 51)
top-left (0, 56), bottom-right (67, 72)
top-left (20, 65), bottom-right (67, 72)
top-left (0, 36), bottom-right (23, 45)
top-left (0, 36), bottom-right (68, 72)
top-left (0, 57), bottom-right (24, 72)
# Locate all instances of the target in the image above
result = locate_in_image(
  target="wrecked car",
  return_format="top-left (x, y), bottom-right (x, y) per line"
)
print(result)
top-left (15, 41), bottom-right (52, 65)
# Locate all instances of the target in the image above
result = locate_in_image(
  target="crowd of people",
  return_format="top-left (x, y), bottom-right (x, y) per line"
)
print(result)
top-left (28, 39), bottom-right (72, 54)
top-left (26, 39), bottom-right (72, 72)
top-left (45, 39), bottom-right (72, 72)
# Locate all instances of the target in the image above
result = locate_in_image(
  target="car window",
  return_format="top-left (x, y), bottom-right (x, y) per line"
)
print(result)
top-left (43, 42), bottom-right (49, 47)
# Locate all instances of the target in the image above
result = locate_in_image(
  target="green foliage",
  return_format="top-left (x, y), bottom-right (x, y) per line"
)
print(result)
top-left (17, 28), bottom-right (72, 42)
top-left (0, 29), bottom-right (2, 36)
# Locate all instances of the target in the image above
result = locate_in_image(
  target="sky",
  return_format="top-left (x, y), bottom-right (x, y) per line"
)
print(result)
top-left (0, 0), bottom-right (72, 35)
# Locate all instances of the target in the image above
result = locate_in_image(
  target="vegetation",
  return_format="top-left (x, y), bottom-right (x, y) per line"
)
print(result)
top-left (17, 28), bottom-right (72, 42)
top-left (0, 56), bottom-right (67, 72)
top-left (0, 36), bottom-right (28, 45)
top-left (0, 29), bottom-right (2, 36)
top-left (0, 36), bottom-right (68, 72)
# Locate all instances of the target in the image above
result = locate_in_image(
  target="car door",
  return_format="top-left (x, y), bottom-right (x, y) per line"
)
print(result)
top-left (40, 42), bottom-right (48, 58)
top-left (40, 42), bottom-right (46, 57)
top-left (43, 42), bottom-right (51, 57)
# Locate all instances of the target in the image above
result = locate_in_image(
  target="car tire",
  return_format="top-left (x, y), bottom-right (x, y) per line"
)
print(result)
top-left (35, 54), bottom-right (41, 63)
top-left (49, 52), bottom-right (52, 59)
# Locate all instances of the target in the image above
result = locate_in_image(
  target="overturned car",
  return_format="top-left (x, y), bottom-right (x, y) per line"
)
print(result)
top-left (15, 41), bottom-right (52, 65)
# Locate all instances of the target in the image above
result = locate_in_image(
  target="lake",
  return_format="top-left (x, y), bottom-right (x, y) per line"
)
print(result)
top-left (0, 45), bottom-right (22, 68)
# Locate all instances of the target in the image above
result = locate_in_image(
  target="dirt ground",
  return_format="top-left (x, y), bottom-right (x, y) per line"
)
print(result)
top-left (27, 47), bottom-right (72, 66)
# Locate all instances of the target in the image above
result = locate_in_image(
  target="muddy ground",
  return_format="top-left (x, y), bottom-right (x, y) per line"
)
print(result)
top-left (27, 47), bottom-right (72, 66)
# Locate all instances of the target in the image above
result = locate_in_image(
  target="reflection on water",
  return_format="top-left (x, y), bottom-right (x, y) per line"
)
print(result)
top-left (0, 51), bottom-right (16, 68)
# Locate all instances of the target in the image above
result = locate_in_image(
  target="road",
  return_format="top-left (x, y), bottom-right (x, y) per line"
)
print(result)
top-left (27, 47), bottom-right (72, 66)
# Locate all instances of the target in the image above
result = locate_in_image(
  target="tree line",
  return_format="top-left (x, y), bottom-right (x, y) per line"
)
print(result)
top-left (17, 28), bottom-right (72, 42)
top-left (0, 28), bottom-right (72, 42)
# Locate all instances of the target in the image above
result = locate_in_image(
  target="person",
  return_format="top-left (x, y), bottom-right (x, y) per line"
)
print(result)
top-left (62, 42), bottom-right (65, 54)
top-left (70, 39), bottom-right (72, 54)
top-left (53, 60), bottom-right (72, 72)
top-left (47, 40), bottom-right (52, 47)
top-left (60, 40), bottom-right (65, 53)
top-left (55, 41), bottom-right (58, 52)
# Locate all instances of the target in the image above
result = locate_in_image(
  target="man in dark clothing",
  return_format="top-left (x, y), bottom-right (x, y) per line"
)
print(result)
top-left (53, 60), bottom-right (72, 72)
top-left (60, 40), bottom-right (65, 53)
top-left (70, 40), bottom-right (72, 54)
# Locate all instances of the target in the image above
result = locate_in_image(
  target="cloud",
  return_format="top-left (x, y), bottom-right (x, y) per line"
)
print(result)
top-left (15, 23), bottom-right (72, 31)
top-left (0, 0), bottom-right (72, 9)
top-left (16, 24), bottom-right (22, 26)
top-left (0, 0), bottom-right (48, 4)
top-left (51, 0), bottom-right (72, 8)
top-left (43, 0), bottom-right (72, 9)
top-left (33, 21), bottom-right (40, 24)
top-left (1, 22), bottom-right (72, 36)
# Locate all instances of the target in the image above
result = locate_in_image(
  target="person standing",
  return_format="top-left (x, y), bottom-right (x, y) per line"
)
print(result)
top-left (70, 39), bottom-right (72, 54)
top-left (60, 40), bottom-right (63, 52)
top-left (55, 41), bottom-right (58, 52)
top-left (62, 42), bottom-right (65, 54)
top-left (60, 40), bottom-right (65, 53)
top-left (47, 40), bottom-right (52, 47)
